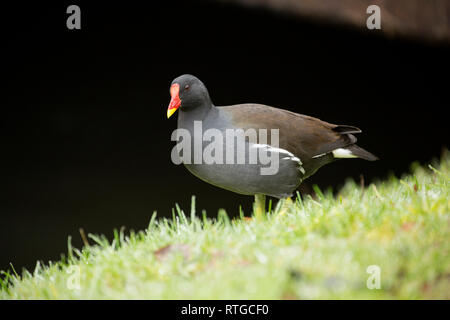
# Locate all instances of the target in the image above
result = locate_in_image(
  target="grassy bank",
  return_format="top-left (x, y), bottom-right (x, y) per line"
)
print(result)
top-left (1, 153), bottom-right (449, 299)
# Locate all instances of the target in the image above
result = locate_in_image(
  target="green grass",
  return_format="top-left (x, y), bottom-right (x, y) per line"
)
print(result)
top-left (1, 152), bottom-right (449, 299)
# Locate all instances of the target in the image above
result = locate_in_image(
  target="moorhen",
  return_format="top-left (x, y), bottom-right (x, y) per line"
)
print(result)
top-left (167, 74), bottom-right (378, 216)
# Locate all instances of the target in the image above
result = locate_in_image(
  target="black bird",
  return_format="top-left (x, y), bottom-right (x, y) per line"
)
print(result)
top-left (167, 74), bottom-right (378, 215)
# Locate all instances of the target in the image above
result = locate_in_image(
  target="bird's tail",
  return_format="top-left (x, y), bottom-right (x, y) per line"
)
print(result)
top-left (332, 145), bottom-right (378, 161)
top-left (347, 145), bottom-right (379, 161)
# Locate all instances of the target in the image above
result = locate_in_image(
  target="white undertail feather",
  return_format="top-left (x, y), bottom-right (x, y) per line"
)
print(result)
top-left (332, 148), bottom-right (358, 159)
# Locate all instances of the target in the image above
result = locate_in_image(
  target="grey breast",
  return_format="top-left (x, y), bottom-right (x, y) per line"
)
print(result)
top-left (178, 107), bottom-right (305, 198)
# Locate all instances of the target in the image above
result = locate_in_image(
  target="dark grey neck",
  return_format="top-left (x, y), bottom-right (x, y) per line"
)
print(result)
top-left (177, 102), bottom-right (216, 130)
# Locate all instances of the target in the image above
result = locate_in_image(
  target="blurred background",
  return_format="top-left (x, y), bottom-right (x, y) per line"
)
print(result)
top-left (2, 0), bottom-right (449, 273)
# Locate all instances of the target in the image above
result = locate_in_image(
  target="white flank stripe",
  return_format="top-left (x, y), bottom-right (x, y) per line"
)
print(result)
top-left (332, 148), bottom-right (357, 158)
top-left (252, 144), bottom-right (294, 157)
top-left (282, 156), bottom-right (301, 163)
top-left (252, 144), bottom-right (305, 173)
top-left (312, 153), bottom-right (326, 159)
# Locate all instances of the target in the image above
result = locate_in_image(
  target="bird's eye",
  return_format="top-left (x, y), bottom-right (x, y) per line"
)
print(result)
top-left (184, 85), bottom-right (190, 91)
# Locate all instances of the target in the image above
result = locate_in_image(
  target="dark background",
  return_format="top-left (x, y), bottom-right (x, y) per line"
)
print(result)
top-left (2, 1), bottom-right (448, 273)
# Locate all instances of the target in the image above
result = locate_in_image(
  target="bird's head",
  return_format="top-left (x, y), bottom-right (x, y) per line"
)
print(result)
top-left (167, 74), bottom-right (211, 118)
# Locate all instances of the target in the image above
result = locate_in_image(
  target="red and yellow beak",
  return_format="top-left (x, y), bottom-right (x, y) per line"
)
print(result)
top-left (167, 83), bottom-right (181, 118)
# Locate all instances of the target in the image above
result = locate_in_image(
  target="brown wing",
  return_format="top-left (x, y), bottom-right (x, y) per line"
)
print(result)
top-left (222, 103), bottom-right (358, 160)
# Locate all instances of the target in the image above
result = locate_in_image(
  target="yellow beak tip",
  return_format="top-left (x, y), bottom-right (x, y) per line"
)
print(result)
top-left (167, 108), bottom-right (177, 119)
